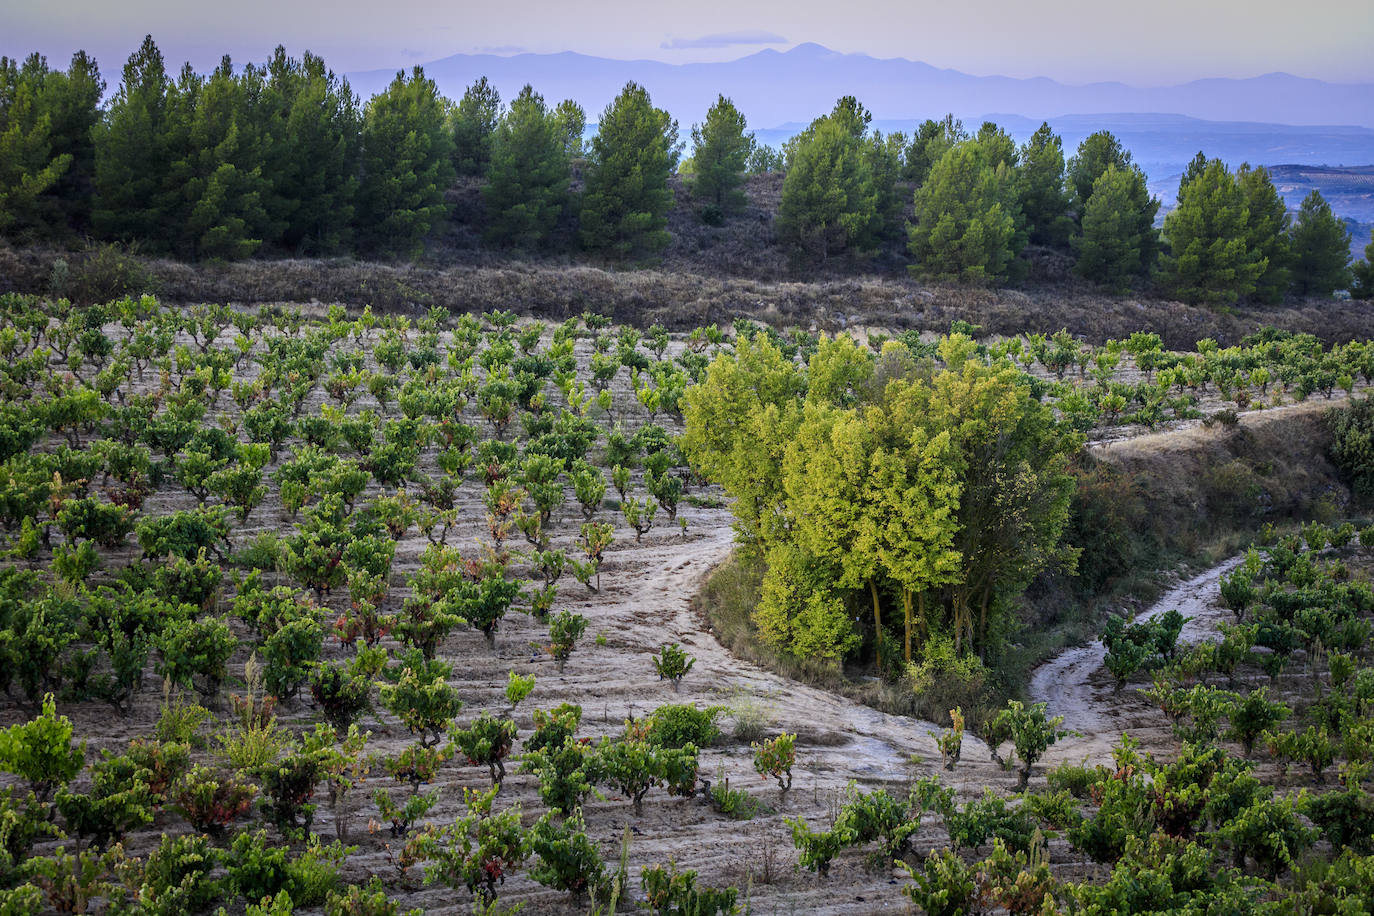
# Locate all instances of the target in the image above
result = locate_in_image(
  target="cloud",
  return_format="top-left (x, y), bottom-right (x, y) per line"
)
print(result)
top-left (660, 31), bottom-right (788, 50)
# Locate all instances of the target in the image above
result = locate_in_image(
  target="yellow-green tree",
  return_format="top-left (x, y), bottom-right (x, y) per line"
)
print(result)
top-left (680, 333), bottom-right (804, 552)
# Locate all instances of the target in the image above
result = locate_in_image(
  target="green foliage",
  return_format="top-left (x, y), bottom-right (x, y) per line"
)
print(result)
top-left (986, 700), bottom-right (1069, 789)
top-left (1290, 189), bottom-right (1353, 297)
top-left (124, 832), bottom-right (221, 915)
top-left (646, 704), bottom-right (720, 749)
top-left (1328, 396), bottom-right (1374, 501)
top-left (787, 815), bottom-right (848, 877)
top-left (310, 662), bottom-right (373, 735)
top-left (261, 616), bottom-right (324, 701)
top-left (521, 736), bottom-right (600, 814)
top-left (547, 610), bottom-right (587, 669)
top-left (452, 712), bottom-right (517, 786)
top-left (580, 81), bottom-right (679, 258)
top-left (1018, 122), bottom-right (1073, 248)
top-left (595, 736), bottom-right (660, 816)
top-left (482, 84), bottom-right (569, 249)
top-left (450, 76), bottom-right (499, 177)
top-left (378, 664), bottom-right (462, 747)
top-left (155, 615), bottom-right (236, 698)
top-left (171, 764), bottom-right (256, 835)
top-left (689, 95), bottom-right (753, 218)
top-left (526, 703), bottom-right (582, 754)
top-left (0, 693), bottom-right (85, 801)
top-left (1160, 157), bottom-right (1266, 305)
top-left (900, 848), bottom-right (978, 916)
top-left (908, 137), bottom-right (1023, 284)
top-left (225, 829), bottom-right (345, 906)
top-left (778, 99), bottom-right (886, 261)
top-left (355, 67), bottom-right (454, 257)
top-left (945, 787), bottom-right (1038, 853)
top-left (641, 861), bottom-right (738, 915)
top-left (1226, 687), bottom-right (1290, 755)
top-left (415, 786), bottom-right (527, 903)
top-left (1073, 163), bottom-right (1158, 291)
top-left (651, 642), bottom-right (695, 687)
top-left (528, 808), bottom-right (605, 899)
top-left (752, 733), bottom-right (795, 795)
top-left (1236, 164), bottom-right (1292, 303)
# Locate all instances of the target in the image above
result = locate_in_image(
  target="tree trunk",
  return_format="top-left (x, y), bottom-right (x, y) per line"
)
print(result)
top-left (869, 579), bottom-right (883, 668)
top-left (902, 590), bottom-right (913, 663)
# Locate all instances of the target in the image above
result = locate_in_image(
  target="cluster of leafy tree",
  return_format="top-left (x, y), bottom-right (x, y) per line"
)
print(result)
top-left (9, 38), bottom-right (1369, 294)
top-left (0, 39), bottom-right (685, 260)
top-left (681, 330), bottom-right (1080, 669)
top-left (1160, 153), bottom-right (1354, 305)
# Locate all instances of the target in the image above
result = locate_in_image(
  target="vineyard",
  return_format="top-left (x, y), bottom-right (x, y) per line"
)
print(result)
top-left (3, 291), bottom-right (1374, 913)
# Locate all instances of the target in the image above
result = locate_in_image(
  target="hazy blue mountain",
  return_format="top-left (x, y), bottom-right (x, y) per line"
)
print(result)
top-left (346, 43), bottom-right (1374, 131)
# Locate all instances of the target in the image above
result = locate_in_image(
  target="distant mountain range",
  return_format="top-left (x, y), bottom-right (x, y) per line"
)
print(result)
top-left (346, 42), bottom-right (1374, 133)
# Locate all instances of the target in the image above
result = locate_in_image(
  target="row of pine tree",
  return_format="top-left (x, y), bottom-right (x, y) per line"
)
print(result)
top-left (1, 36), bottom-right (1371, 304)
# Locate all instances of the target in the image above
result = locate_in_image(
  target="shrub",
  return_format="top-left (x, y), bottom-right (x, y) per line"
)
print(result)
top-left (310, 663), bottom-right (373, 735)
top-left (787, 817), bottom-right (847, 877)
top-left (171, 765), bottom-right (256, 836)
top-left (261, 617), bottom-right (324, 702)
top-left (706, 771), bottom-right (761, 820)
top-left (548, 611), bottom-right (588, 671)
top-left (126, 832), bottom-right (221, 915)
top-left (525, 703), bottom-right (582, 755)
top-left (651, 643), bottom-right (695, 689)
top-left (414, 787), bottom-right (527, 903)
top-left (641, 861), bottom-right (737, 916)
top-left (905, 634), bottom-right (990, 722)
top-left (528, 809), bottom-right (605, 899)
top-left (931, 707), bottom-right (965, 770)
top-left (752, 733), bottom-right (795, 797)
top-left (646, 704), bottom-right (720, 749)
top-left (521, 737), bottom-right (600, 815)
top-left (0, 693), bottom-right (86, 802)
top-left (946, 788), bottom-right (1038, 854)
top-left (900, 848), bottom-right (979, 916)
top-left (986, 700), bottom-right (1070, 789)
top-left (378, 666), bottom-right (463, 748)
top-left (155, 616), bottom-right (237, 700)
top-left (832, 783), bottom-right (919, 857)
top-left (1226, 687), bottom-right (1290, 756)
top-left (452, 713), bottom-right (517, 786)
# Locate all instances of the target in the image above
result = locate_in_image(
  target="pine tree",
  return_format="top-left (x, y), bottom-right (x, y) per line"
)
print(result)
top-left (906, 141), bottom-right (1021, 285)
top-left (777, 117), bottom-right (877, 262)
top-left (355, 67), bottom-right (455, 258)
top-left (579, 81), bottom-right (680, 259)
top-left (1018, 123), bottom-right (1072, 248)
top-left (1352, 230), bottom-right (1374, 300)
top-left (1073, 164), bottom-right (1158, 292)
top-left (450, 76), bottom-right (500, 177)
top-left (688, 95), bottom-right (753, 219)
top-left (93, 35), bottom-right (174, 244)
top-left (1289, 190), bottom-right (1352, 298)
top-left (482, 84), bottom-right (568, 249)
top-left (777, 97), bottom-right (893, 262)
top-left (550, 99), bottom-right (585, 159)
top-left (1235, 164), bottom-right (1291, 304)
top-left (250, 49), bottom-right (361, 255)
top-left (1067, 130), bottom-right (1132, 218)
top-left (0, 56), bottom-right (72, 239)
top-left (974, 121), bottom-right (1017, 170)
top-left (11, 51), bottom-right (104, 237)
top-left (1159, 157), bottom-right (1265, 306)
top-left (902, 115), bottom-right (966, 186)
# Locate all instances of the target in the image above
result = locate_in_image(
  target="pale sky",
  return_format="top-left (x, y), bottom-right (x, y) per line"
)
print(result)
top-left (3, 0), bottom-right (1372, 85)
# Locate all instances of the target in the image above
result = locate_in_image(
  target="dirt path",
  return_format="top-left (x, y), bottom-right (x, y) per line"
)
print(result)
top-left (1029, 556), bottom-right (1243, 764)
